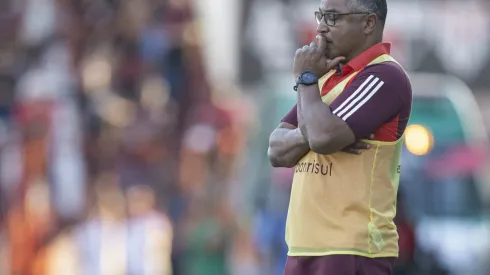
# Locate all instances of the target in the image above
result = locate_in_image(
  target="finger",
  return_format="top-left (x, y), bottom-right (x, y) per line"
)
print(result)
top-left (348, 141), bottom-right (370, 150)
top-left (342, 148), bottom-right (362, 155)
top-left (352, 149), bottom-right (362, 155)
top-left (310, 42), bottom-right (317, 48)
top-left (352, 142), bottom-right (371, 150)
top-left (327, 56), bottom-right (346, 68)
top-left (316, 35), bottom-right (328, 52)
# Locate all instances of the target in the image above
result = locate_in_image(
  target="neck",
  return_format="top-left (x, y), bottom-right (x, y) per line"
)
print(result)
top-left (344, 34), bottom-right (383, 64)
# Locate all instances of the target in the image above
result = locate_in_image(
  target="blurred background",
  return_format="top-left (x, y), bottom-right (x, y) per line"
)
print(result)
top-left (0, 0), bottom-right (489, 274)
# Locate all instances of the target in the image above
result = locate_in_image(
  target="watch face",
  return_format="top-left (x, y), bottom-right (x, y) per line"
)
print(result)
top-left (302, 72), bottom-right (318, 84)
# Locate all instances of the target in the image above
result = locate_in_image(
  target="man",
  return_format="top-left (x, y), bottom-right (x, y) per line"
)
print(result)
top-left (267, 0), bottom-right (412, 274)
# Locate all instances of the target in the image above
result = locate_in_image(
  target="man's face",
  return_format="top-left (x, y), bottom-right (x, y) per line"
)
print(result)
top-left (317, 0), bottom-right (366, 60)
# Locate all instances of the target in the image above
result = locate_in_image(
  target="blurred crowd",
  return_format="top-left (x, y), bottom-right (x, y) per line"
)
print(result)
top-left (0, 0), bottom-right (260, 274)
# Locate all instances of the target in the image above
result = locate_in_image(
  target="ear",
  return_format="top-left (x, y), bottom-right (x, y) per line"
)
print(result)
top-left (363, 14), bottom-right (377, 35)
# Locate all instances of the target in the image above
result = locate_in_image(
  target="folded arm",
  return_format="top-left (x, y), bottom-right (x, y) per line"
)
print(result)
top-left (268, 105), bottom-right (310, 168)
top-left (268, 122), bottom-right (310, 168)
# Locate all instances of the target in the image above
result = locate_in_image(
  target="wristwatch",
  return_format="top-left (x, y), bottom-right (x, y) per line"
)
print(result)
top-left (294, 71), bottom-right (319, 91)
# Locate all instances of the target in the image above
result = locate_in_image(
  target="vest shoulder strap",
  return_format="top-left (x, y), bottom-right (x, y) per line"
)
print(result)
top-left (318, 70), bottom-right (336, 92)
top-left (368, 54), bottom-right (399, 66)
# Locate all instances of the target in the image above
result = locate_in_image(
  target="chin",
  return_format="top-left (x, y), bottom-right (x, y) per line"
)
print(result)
top-left (326, 48), bottom-right (340, 59)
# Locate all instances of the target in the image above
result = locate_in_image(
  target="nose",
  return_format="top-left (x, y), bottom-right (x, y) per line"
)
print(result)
top-left (316, 20), bottom-right (330, 35)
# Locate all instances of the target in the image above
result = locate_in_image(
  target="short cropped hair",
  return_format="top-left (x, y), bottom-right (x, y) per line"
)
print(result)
top-left (348, 0), bottom-right (387, 24)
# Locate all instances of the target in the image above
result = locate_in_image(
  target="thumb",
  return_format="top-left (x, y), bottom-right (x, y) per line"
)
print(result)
top-left (326, 56), bottom-right (346, 70)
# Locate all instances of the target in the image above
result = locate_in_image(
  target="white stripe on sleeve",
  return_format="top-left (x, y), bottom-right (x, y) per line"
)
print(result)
top-left (335, 76), bottom-right (380, 117)
top-left (341, 80), bottom-right (385, 121)
top-left (332, 75), bottom-right (377, 116)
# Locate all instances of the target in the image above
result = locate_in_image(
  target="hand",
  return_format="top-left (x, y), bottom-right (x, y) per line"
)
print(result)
top-left (293, 35), bottom-right (345, 78)
top-left (342, 134), bottom-right (375, 155)
top-left (342, 141), bottom-right (371, 155)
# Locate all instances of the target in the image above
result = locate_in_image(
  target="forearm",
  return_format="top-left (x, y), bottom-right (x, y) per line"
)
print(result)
top-left (297, 94), bottom-right (309, 140)
top-left (297, 85), bottom-right (336, 142)
top-left (268, 128), bottom-right (310, 168)
top-left (297, 85), bottom-right (354, 154)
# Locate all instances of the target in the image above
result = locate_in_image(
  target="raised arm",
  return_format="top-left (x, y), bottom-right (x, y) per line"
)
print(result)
top-left (298, 64), bottom-right (409, 154)
top-left (293, 37), bottom-right (409, 155)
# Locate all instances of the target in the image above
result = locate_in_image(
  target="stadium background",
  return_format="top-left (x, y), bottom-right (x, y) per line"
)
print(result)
top-left (0, 0), bottom-right (489, 274)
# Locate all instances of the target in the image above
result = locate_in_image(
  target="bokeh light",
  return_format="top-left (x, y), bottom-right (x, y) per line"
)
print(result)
top-left (405, 124), bottom-right (434, 156)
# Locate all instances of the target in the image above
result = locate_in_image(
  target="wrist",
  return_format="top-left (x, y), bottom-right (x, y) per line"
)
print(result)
top-left (294, 71), bottom-right (319, 91)
top-left (299, 83), bottom-right (322, 100)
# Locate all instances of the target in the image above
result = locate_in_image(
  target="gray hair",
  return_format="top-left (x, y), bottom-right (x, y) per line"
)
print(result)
top-left (348, 0), bottom-right (387, 24)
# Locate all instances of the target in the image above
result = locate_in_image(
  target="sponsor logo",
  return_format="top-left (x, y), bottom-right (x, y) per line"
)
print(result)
top-left (294, 162), bottom-right (332, 176)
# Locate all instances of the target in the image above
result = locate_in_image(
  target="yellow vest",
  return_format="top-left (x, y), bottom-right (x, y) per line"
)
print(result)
top-left (286, 54), bottom-right (404, 258)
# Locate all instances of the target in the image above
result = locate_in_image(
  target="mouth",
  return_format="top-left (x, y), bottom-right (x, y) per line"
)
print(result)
top-left (317, 35), bottom-right (333, 44)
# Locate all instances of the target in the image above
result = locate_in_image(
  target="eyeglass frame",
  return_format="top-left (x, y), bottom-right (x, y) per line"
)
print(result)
top-left (314, 10), bottom-right (371, 26)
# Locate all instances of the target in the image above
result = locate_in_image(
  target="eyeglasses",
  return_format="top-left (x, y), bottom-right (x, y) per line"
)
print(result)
top-left (314, 10), bottom-right (370, 26)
